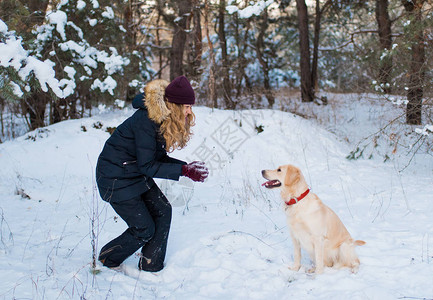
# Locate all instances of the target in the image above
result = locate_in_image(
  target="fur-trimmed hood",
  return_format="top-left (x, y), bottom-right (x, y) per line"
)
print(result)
top-left (132, 79), bottom-right (171, 124)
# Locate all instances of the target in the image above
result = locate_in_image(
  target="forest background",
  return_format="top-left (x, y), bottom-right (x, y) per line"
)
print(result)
top-left (0, 0), bottom-right (432, 146)
top-left (1, 1), bottom-right (433, 298)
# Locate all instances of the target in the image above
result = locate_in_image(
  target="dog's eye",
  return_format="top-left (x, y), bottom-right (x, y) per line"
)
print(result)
top-left (277, 168), bottom-right (281, 172)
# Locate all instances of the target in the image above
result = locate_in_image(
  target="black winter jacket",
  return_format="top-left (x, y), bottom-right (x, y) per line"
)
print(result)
top-left (96, 90), bottom-right (186, 202)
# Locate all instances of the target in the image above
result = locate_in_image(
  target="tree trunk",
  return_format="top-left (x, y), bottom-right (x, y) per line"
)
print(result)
top-left (234, 14), bottom-right (251, 98)
top-left (191, 1), bottom-right (203, 82)
top-left (155, 12), bottom-right (164, 79)
top-left (204, 0), bottom-right (217, 108)
top-left (311, 0), bottom-right (331, 94)
top-left (402, 0), bottom-right (425, 125)
top-left (123, 0), bottom-right (136, 50)
top-left (51, 98), bottom-right (68, 124)
top-left (376, 0), bottom-right (393, 94)
top-left (256, 8), bottom-right (274, 108)
top-left (296, 0), bottom-right (314, 102)
top-left (170, 0), bottom-right (193, 80)
top-left (24, 93), bottom-right (48, 130)
top-left (218, 0), bottom-right (235, 109)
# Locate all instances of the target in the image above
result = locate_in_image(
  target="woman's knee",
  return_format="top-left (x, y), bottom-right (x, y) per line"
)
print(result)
top-left (129, 223), bottom-right (155, 243)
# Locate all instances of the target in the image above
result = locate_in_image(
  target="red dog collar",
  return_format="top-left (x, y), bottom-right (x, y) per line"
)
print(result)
top-left (285, 189), bottom-right (310, 206)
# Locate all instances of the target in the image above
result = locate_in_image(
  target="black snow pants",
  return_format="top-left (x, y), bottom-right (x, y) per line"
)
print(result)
top-left (98, 184), bottom-right (172, 272)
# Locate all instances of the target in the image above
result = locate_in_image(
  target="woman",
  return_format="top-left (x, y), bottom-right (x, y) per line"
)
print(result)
top-left (96, 76), bottom-right (209, 272)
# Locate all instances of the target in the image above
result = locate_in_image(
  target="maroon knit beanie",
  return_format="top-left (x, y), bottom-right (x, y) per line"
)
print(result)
top-left (164, 75), bottom-right (195, 105)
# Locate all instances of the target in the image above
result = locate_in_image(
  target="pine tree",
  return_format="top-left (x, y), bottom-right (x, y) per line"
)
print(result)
top-left (30, 0), bottom-right (133, 124)
top-left (0, 17), bottom-right (60, 131)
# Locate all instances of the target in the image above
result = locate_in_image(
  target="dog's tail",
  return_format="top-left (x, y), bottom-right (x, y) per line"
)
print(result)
top-left (354, 240), bottom-right (366, 246)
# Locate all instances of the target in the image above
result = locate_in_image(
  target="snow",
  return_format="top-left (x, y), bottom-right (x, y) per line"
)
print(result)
top-left (415, 125), bottom-right (433, 136)
top-left (59, 66), bottom-right (77, 96)
top-left (102, 7), bottom-right (115, 19)
top-left (47, 10), bottom-right (68, 41)
top-left (1, 4), bottom-right (130, 100)
top-left (0, 19), bottom-right (7, 33)
top-left (59, 40), bottom-right (86, 54)
top-left (0, 19), bottom-right (65, 98)
top-left (77, 0), bottom-right (86, 10)
top-left (89, 19), bottom-right (98, 27)
top-left (0, 32), bottom-right (28, 70)
top-left (9, 82), bottom-right (23, 97)
top-left (0, 97), bottom-right (432, 299)
top-left (227, 0), bottom-right (274, 18)
top-left (91, 76), bottom-right (117, 95)
top-left (90, 0), bottom-right (100, 9)
top-left (18, 57), bottom-right (63, 96)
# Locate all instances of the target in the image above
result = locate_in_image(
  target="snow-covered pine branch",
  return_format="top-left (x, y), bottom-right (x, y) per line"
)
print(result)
top-left (226, 0), bottom-right (275, 18)
top-left (0, 19), bottom-right (64, 99)
top-left (33, 3), bottom-right (130, 97)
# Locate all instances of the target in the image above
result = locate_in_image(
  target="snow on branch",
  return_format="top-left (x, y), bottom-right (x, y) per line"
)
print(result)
top-left (1, 0), bottom-right (130, 100)
top-left (415, 125), bottom-right (433, 136)
top-left (0, 19), bottom-right (64, 98)
top-left (227, 0), bottom-right (274, 18)
top-left (319, 30), bottom-right (403, 52)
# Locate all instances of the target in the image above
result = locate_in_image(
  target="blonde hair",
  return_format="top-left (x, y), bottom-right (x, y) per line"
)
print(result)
top-left (160, 101), bottom-right (195, 152)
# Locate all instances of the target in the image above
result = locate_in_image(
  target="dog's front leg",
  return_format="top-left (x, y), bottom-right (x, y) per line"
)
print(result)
top-left (289, 233), bottom-right (301, 271)
top-left (312, 236), bottom-right (325, 274)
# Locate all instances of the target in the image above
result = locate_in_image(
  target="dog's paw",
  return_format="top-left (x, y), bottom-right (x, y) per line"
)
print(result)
top-left (288, 264), bottom-right (301, 272)
top-left (306, 266), bottom-right (325, 274)
top-left (350, 264), bottom-right (360, 274)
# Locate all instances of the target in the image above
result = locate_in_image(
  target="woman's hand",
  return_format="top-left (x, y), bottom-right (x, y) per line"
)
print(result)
top-left (182, 161), bottom-right (209, 182)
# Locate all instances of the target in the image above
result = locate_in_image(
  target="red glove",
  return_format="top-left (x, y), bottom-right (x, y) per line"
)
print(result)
top-left (182, 161), bottom-right (209, 182)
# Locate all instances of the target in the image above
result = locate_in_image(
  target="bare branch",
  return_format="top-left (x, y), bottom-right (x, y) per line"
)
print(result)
top-left (319, 30), bottom-right (403, 51)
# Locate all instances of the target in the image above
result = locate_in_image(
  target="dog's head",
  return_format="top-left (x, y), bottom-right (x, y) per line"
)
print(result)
top-left (261, 164), bottom-right (304, 190)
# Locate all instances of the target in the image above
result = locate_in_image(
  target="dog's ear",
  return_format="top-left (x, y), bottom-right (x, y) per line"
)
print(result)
top-left (284, 166), bottom-right (300, 187)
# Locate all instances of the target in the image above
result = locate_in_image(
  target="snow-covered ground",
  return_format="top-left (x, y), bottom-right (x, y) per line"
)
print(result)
top-left (0, 94), bottom-right (432, 299)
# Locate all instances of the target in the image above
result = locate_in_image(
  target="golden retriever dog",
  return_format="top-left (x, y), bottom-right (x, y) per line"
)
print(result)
top-left (262, 164), bottom-right (365, 274)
